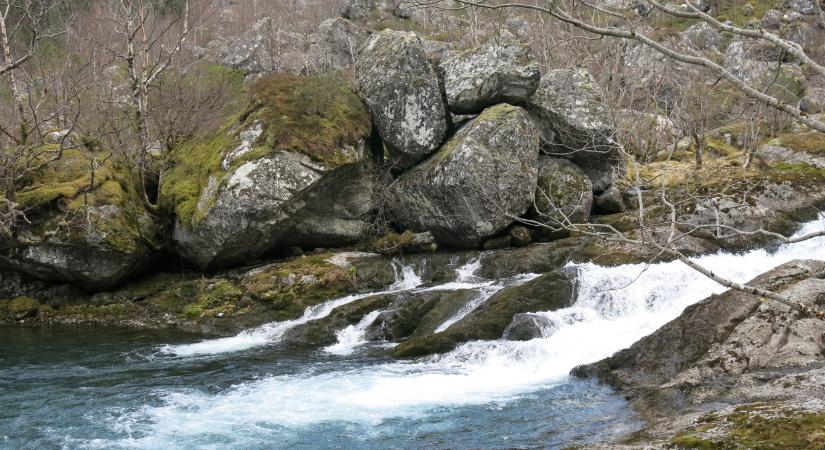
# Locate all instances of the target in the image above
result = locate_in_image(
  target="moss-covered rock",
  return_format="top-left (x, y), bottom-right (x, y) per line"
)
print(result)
top-left (393, 271), bottom-right (573, 357)
top-left (5, 296), bottom-right (40, 319)
top-left (671, 403), bottom-right (825, 450)
top-left (528, 156), bottom-right (594, 239)
top-left (160, 71), bottom-right (374, 269)
top-left (0, 148), bottom-right (160, 290)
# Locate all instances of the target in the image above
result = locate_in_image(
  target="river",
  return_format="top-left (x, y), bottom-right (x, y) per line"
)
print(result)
top-left (2, 215), bottom-right (823, 449)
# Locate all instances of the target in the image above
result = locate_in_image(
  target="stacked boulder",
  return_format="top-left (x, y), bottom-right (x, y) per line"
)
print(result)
top-left (356, 30), bottom-right (624, 248)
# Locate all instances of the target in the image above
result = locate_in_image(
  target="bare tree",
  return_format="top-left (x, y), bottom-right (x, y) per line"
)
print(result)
top-left (89, 0), bottom-right (201, 210)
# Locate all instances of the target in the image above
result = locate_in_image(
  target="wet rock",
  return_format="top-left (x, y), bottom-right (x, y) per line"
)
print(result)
top-left (525, 68), bottom-right (625, 191)
top-left (529, 156), bottom-right (593, 238)
top-left (365, 289), bottom-right (477, 341)
top-left (161, 72), bottom-right (372, 269)
top-left (441, 42), bottom-right (540, 114)
top-left (316, 18), bottom-right (369, 69)
top-left (393, 271), bottom-right (574, 357)
top-left (573, 259), bottom-right (825, 413)
top-left (390, 104), bottom-right (540, 248)
top-left (282, 294), bottom-right (395, 347)
top-left (355, 30), bottom-right (448, 167)
top-left (503, 313), bottom-right (553, 341)
top-left (594, 185), bottom-right (626, 214)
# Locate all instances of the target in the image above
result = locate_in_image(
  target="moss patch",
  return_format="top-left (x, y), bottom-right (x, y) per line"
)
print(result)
top-left (672, 403), bottom-right (825, 449)
top-left (775, 131), bottom-right (825, 155)
top-left (249, 71), bottom-right (371, 166)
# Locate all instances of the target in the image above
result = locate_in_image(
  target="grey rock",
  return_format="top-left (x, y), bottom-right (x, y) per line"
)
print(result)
top-left (317, 17), bottom-right (369, 69)
top-left (441, 42), bottom-right (540, 114)
top-left (680, 180), bottom-right (825, 249)
top-left (800, 87), bottom-right (825, 114)
top-left (785, 0), bottom-right (815, 14)
top-left (355, 30), bottom-right (448, 167)
top-left (529, 156), bottom-right (593, 238)
top-left (594, 185), bottom-right (625, 214)
top-left (762, 8), bottom-right (783, 28)
top-left (681, 22), bottom-right (722, 51)
top-left (390, 104), bottom-right (540, 248)
top-left (175, 153), bottom-right (374, 269)
top-left (525, 68), bottom-right (626, 191)
top-left (760, 140), bottom-right (825, 168)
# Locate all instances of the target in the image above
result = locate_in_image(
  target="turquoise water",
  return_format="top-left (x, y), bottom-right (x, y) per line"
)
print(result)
top-left (0, 327), bottom-right (636, 449)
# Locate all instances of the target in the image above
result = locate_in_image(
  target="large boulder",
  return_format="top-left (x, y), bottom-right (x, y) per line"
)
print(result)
top-left (355, 30), bottom-right (448, 167)
top-left (529, 156), bottom-right (593, 238)
top-left (316, 17), bottom-right (369, 69)
top-left (441, 42), bottom-right (540, 114)
top-left (525, 68), bottom-right (625, 192)
top-left (0, 149), bottom-right (160, 290)
top-left (160, 72), bottom-right (373, 269)
top-left (390, 104), bottom-right (540, 248)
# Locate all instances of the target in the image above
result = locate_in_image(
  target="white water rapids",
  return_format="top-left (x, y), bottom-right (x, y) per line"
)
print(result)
top-left (136, 215), bottom-right (825, 444)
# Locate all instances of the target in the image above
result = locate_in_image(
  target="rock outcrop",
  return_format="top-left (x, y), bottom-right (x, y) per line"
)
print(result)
top-left (161, 72), bottom-right (373, 269)
top-left (441, 42), bottom-right (540, 114)
top-left (0, 150), bottom-right (160, 290)
top-left (355, 30), bottom-right (448, 167)
top-left (390, 103), bottom-right (540, 248)
top-left (573, 259), bottom-right (825, 416)
top-left (525, 68), bottom-right (625, 192)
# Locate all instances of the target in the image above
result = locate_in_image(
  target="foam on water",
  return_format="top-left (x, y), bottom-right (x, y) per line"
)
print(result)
top-left (159, 261), bottom-right (423, 357)
top-left (127, 216), bottom-right (824, 444)
top-left (323, 309), bottom-right (383, 356)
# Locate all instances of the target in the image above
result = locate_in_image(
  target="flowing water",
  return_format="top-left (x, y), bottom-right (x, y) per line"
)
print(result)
top-left (2, 216), bottom-right (824, 449)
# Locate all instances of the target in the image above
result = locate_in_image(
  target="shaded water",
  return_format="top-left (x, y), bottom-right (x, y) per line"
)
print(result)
top-left (2, 215), bottom-right (823, 449)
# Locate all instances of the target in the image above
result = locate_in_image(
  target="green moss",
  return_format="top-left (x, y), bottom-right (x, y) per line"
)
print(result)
top-left (7, 296), bottom-right (40, 317)
top-left (248, 71), bottom-right (371, 167)
top-left (161, 71), bottom-right (371, 228)
top-left (672, 403), bottom-right (825, 449)
top-left (160, 122), bottom-right (233, 227)
top-left (776, 131), bottom-right (825, 155)
top-left (371, 230), bottom-right (415, 255)
top-left (242, 253), bottom-right (357, 319)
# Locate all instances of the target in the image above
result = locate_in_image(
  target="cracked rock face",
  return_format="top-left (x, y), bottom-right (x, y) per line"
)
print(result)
top-left (390, 104), bottom-right (540, 248)
top-left (441, 42), bottom-right (540, 114)
top-left (525, 68), bottom-right (625, 192)
top-left (355, 30), bottom-right (448, 168)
